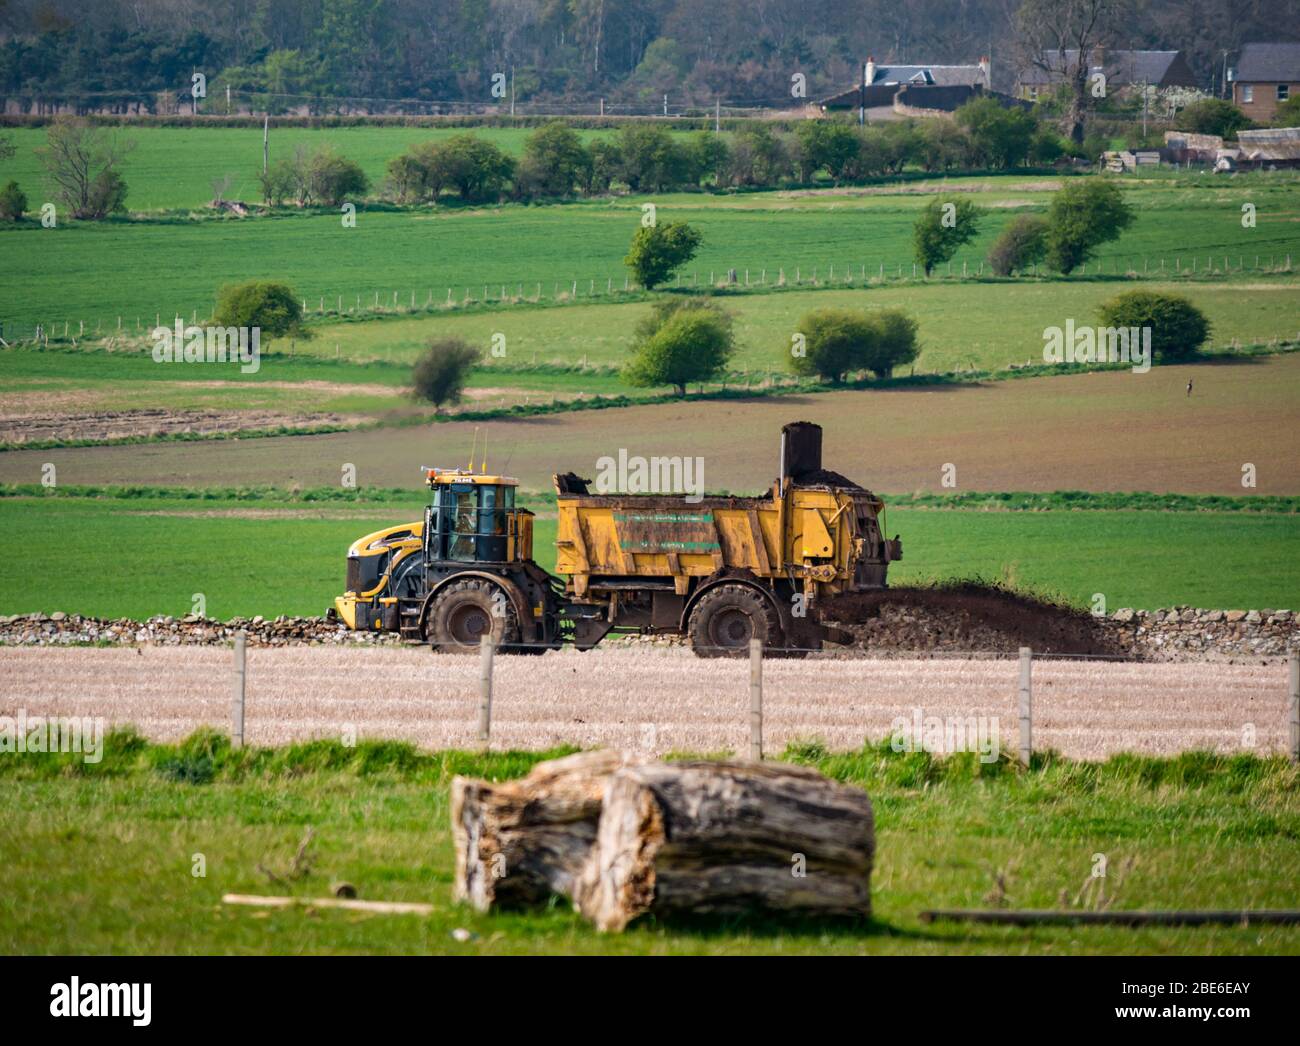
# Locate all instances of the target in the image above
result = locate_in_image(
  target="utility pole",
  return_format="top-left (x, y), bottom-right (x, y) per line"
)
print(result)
top-left (859, 62), bottom-right (866, 126)
top-left (510, 65), bottom-right (515, 116)
top-left (715, 98), bottom-right (720, 133)
top-left (263, 112), bottom-right (269, 174)
top-left (1142, 78), bottom-right (1148, 138)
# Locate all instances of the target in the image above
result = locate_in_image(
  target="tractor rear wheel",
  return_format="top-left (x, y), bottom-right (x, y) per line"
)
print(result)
top-left (426, 578), bottom-right (521, 653)
top-left (687, 583), bottom-right (782, 658)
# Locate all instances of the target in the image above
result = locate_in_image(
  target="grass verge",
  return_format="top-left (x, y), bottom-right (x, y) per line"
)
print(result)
top-left (1, 730), bottom-right (1296, 955)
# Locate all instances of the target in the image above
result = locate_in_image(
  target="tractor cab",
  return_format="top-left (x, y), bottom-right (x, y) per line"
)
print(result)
top-left (423, 468), bottom-right (532, 565)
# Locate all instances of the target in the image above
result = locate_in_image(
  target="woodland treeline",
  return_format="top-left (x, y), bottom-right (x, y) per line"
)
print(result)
top-left (0, 0), bottom-right (1293, 109)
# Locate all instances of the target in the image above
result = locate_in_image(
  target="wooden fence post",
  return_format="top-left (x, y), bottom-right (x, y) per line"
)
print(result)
top-left (1289, 653), bottom-right (1298, 765)
top-left (231, 631), bottom-right (247, 750)
top-left (749, 638), bottom-right (763, 761)
top-left (478, 635), bottom-right (495, 750)
top-left (1018, 646), bottom-right (1032, 767)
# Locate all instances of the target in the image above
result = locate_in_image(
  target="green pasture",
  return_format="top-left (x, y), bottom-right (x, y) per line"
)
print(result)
top-left (4, 279), bottom-right (1298, 422)
top-left (1, 157), bottom-right (1295, 330)
top-left (0, 125), bottom-right (619, 211)
top-left (311, 278), bottom-right (1300, 374)
top-left (2, 734), bottom-right (1297, 955)
top-left (1, 492), bottom-right (1294, 619)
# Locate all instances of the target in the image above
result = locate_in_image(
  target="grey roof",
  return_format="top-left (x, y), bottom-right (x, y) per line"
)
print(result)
top-left (1019, 49), bottom-right (1192, 86)
top-left (1234, 42), bottom-right (1300, 83)
top-left (869, 64), bottom-right (986, 87)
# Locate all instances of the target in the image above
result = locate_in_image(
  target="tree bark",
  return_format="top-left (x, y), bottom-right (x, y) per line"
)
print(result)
top-left (574, 760), bottom-right (874, 932)
top-left (451, 749), bottom-right (648, 912)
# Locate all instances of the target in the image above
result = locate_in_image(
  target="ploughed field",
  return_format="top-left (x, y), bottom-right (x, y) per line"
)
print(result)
top-left (6, 355), bottom-right (1297, 494)
top-left (2, 645), bottom-right (1289, 760)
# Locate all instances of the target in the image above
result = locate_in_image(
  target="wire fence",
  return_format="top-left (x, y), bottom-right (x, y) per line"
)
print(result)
top-left (214, 635), bottom-right (1300, 764)
top-left (2, 248), bottom-right (1293, 348)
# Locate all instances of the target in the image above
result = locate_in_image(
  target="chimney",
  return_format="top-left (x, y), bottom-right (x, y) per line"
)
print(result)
top-left (865, 56), bottom-right (876, 85)
top-left (979, 55), bottom-right (991, 87)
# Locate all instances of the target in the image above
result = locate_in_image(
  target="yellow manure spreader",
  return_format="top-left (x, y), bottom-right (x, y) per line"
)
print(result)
top-left (333, 422), bottom-right (900, 655)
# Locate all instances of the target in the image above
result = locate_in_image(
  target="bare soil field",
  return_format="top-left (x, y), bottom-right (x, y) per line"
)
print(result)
top-left (4, 355), bottom-right (1295, 493)
top-left (0, 408), bottom-right (360, 444)
top-left (1, 646), bottom-right (1287, 760)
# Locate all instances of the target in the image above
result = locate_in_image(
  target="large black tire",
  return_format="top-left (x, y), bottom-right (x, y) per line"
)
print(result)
top-left (426, 578), bottom-right (521, 653)
top-left (687, 583), bottom-right (783, 658)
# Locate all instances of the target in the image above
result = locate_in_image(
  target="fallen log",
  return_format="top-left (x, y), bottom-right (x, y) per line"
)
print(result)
top-left (451, 749), bottom-right (647, 912)
top-left (574, 760), bottom-right (874, 932)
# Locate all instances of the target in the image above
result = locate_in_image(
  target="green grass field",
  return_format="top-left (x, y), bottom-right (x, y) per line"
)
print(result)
top-left (2, 155), bottom-right (1296, 331)
top-left (308, 278), bottom-right (1300, 373)
top-left (1, 491), bottom-right (1294, 618)
top-left (0, 125), bottom-right (620, 211)
top-left (5, 279), bottom-right (1298, 436)
top-left (2, 733), bottom-right (1296, 955)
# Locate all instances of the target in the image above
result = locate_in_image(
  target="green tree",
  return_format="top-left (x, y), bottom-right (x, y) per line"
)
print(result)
top-left (726, 125), bottom-right (793, 186)
top-left (790, 308), bottom-right (877, 384)
top-left (1029, 126), bottom-right (1067, 164)
top-left (913, 197), bottom-right (982, 276)
top-left (258, 157), bottom-right (297, 206)
top-left (583, 140), bottom-right (623, 194)
top-left (0, 180), bottom-right (28, 221)
top-left (1174, 99), bottom-right (1252, 138)
top-left (308, 146), bottom-right (369, 205)
top-left (987, 214), bottom-right (1049, 275)
top-left (214, 281), bottom-right (306, 340)
top-left (617, 125), bottom-right (692, 192)
top-left (1044, 179), bottom-right (1134, 274)
top-left (624, 220), bottom-right (702, 289)
top-left (690, 132), bottom-right (730, 186)
top-left (1098, 291), bottom-right (1210, 362)
top-left (795, 120), bottom-right (862, 182)
top-left (411, 337), bottom-right (480, 411)
top-left (624, 299), bottom-right (734, 397)
top-left (37, 118), bottom-right (133, 220)
top-left (955, 97), bottom-right (1037, 168)
top-left (865, 309), bottom-right (921, 378)
top-left (516, 121), bottom-right (590, 198)
top-left (918, 119), bottom-right (972, 172)
top-left (438, 134), bottom-right (514, 203)
top-left (1274, 96), bottom-right (1300, 127)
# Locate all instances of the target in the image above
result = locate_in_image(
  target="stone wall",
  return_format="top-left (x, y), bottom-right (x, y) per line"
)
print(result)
top-left (1, 607), bottom-right (1295, 660)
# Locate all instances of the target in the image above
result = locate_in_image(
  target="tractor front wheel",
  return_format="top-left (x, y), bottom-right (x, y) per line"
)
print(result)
top-left (426, 578), bottom-right (521, 653)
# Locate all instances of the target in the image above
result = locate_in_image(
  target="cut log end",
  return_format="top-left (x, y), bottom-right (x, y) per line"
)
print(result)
top-left (575, 760), bottom-right (873, 932)
top-left (451, 749), bottom-right (649, 912)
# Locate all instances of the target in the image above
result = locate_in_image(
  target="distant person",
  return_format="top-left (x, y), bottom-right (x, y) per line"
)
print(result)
top-left (1186, 380), bottom-right (1193, 397)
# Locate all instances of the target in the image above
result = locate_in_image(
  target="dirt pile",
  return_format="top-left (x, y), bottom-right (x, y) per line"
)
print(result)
top-left (822, 583), bottom-right (1125, 657)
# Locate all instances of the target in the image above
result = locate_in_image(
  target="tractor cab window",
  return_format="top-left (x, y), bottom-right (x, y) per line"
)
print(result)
top-left (434, 483), bottom-right (512, 563)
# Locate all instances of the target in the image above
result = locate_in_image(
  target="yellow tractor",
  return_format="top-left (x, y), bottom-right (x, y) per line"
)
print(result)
top-left (333, 422), bottom-right (900, 655)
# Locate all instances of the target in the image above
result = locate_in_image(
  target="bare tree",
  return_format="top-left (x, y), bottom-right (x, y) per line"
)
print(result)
top-left (1014, 0), bottom-right (1132, 144)
top-left (36, 119), bottom-right (135, 219)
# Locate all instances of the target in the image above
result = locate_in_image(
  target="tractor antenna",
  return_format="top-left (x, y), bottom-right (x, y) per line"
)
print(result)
top-left (467, 427), bottom-right (479, 471)
top-left (480, 428), bottom-right (488, 474)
